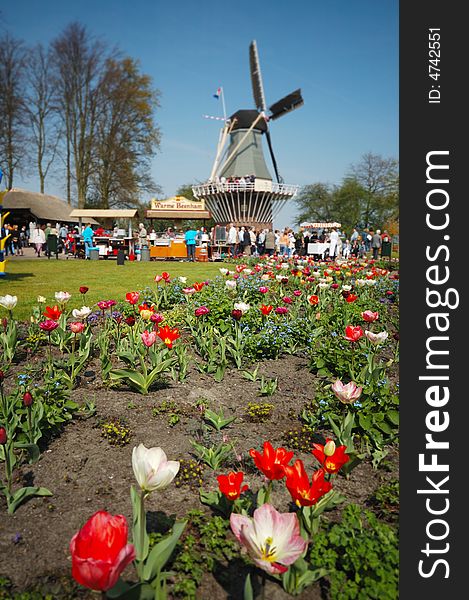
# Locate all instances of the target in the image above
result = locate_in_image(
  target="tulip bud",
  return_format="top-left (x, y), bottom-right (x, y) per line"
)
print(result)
top-left (23, 391), bottom-right (33, 407)
top-left (324, 440), bottom-right (336, 456)
top-left (0, 426), bottom-right (6, 445)
top-left (0, 370), bottom-right (4, 383)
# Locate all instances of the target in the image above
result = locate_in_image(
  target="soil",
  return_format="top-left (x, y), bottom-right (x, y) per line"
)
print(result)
top-left (0, 352), bottom-right (399, 599)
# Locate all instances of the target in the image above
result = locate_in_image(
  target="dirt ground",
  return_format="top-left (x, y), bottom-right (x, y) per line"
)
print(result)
top-left (0, 353), bottom-right (398, 599)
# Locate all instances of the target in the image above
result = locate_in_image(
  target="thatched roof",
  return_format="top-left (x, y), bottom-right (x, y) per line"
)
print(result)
top-left (2, 189), bottom-right (98, 224)
top-left (69, 209), bottom-right (138, 219)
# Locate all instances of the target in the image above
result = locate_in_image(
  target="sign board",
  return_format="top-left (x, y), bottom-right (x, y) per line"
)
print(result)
top-left (150, 196), bottom-right (205, 211)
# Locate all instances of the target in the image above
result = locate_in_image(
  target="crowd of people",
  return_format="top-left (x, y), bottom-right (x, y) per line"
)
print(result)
top-left (2, 218), bottom-right (392, 262)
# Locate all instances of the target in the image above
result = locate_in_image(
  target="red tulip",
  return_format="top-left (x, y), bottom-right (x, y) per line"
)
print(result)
top-left (156, 325), bottom-right (180, 349)
top-left (249, 441), bottom-right (294, 480)
top-left (195, 306), bottom-right (210, 317)
top-left (43, 305), bottom-right (62, 321)
top-left (260, 304), bottom-right (273, 316)
top-left (23, 391), bottom-right (33, 407)
top-left (217, 471), bottom-right (249, 500)
top-left (193, 282), bottom-right (204, 292)
top-left (344, 325), bottom-right (363, 342)
top-left (307, 295), bottom-right (319, 305)
top-left (345, 293), bottom-right (358, 303)
top-left (150, 312), bottom-right (164, 324)
top-left (284, 461), bottom-right (332, 507)
top-left (79, 286), bottom-right (89, 295)
top-left (0, 370), bottom-right (4, 383)
top-left (125, 316), bottom-right (136, 326)
top-left (0, 426), bottom-right (7, 444)
top-left (231, 309), bottom-right (243, 320)
top-left (125, 291), bottom-right (140, 305)
top-left (70, 510), bottom-right (136, 591)
top-left (39, 320), bottom-right (59, 332)
top-left (312, 439), bottom-right (350, 474)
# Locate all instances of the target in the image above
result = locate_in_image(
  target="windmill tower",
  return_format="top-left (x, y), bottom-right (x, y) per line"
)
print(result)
top-left (192, 41), bottom-right (304, 229)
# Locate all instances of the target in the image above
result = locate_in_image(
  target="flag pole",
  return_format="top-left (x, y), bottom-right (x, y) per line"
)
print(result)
top-left (220, 86), bottom-right (227, 122)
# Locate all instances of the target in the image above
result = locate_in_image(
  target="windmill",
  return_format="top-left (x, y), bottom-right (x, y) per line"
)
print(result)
top-left (193, 40), bottom-right (304, 229)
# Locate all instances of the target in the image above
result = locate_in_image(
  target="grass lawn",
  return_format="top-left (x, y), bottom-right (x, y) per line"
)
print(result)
top-left (1, 259), bottom-right (223, 320)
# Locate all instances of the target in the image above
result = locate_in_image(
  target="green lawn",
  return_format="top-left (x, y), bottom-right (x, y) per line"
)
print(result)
top-left (1, 259), bottom-right (223, 320)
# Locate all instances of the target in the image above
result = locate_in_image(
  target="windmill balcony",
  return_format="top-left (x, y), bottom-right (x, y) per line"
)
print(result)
top-left (192, 181), bottom-right (299, 197)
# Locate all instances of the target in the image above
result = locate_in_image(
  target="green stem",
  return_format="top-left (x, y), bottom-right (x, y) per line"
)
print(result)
top-left (4, 440), bottom-right (12, 496)
top-left (27, 406), bottom-right (33, 445)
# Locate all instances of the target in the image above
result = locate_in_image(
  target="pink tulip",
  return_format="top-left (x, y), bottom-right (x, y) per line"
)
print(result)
top-left (39, 320), bottom-right (59, 332)
top-left (69, 322), bottom-right (85, 334)
top-left (230, 503), bottom-right (307, 575)
top-left (361, 310), bottom-right (379, 322)
top-left (331, 380), bottom-right (363, 404)
top-left (141, 330), bottom-right (157, 347)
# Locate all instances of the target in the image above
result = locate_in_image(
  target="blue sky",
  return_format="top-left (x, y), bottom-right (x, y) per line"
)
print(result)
top-left (2, 0), bottom-right (398, 230)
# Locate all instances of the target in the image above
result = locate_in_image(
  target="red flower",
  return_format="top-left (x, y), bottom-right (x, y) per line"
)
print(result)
top-left (284, 461), bottom-right (332, 507)
top-left (0, 427), bottom-right (6, 445)
top-left (69, 322), bottom-right (85, 334)
top-left (138, 302), bottom-right (155, 314)
top-left (260, 304), bottom-right (273, 316)
top-left (312, 439), bottom-right (350, 474)
top-left (162, 271), bottom-right (171, 281)
top-left (307, 295), bottom-right (319, 305)
top-left (39, 320), bottom-right (59, 332)
top-left (79, 286), bottom-right (89, 295)
top-left (125, 292), bottom-right (140, 305)
top-left (157, 325), bottom-right (180, 349)
top-left (43, 305), bottom-right (62, 321)
top-left (282, 296), bottom-right (293, 304)
top-left (361, 310), bottom-right (379, 322)
top-left (344, 325), bottom-right (363, 342)
top-left (231, 309), bottom-right (243, 320)
top-left (70, 510), bottom-right (136, 592)
top-left (217, 471), bottom-right (249, 500)
top-left (195, 306), bottom-right (210, 317)
top-left (23, 391), bottom-right (33, 407)
top-left (0, 370), bottom-right (4, 384)
top-left (249, 441), bottom-right (294, 480)
top-left (345, 293), bottom-right (358, 303)
top-left (193, 282), bottom-right (205, 292)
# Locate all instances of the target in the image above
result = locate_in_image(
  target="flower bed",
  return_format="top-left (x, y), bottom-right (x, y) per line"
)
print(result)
top-left (0, 256), bottom-right (399, 599)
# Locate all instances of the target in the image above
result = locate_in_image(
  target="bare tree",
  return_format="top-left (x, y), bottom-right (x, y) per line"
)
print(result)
top-left (24, 44), bottom-right (61, 193)
top-left (0, 33), bottom-right (28, 189)
top-left (50, 22), bottom-right (106, 207)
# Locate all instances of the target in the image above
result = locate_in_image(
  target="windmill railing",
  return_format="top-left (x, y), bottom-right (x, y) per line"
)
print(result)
top-left (192, 182), bottom-right (299, 197)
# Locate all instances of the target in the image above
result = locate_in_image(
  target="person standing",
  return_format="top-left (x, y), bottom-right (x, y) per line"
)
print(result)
top-left (264, 229), bottom-right (275, 256)
top-left (46, 225), bottom-right (59, 260)
top-left (18, 225), bottom-right (27, 256)
top-left (350, 228), bottom-right (359, 244)
top-left (184, 226), bottom-right (197, 261)
top-left (226, 222), bottom-right (237, 257)
top-left (329, 227), bottom-right (339, 260)
top-left (371, 229), bottom-right (382, 260)
top-left (59, 223), bottom-right (68, 254)
top-left (82, 223), bottom-right (94, 258)
top-left (138, 223), bottom-right (148, 248)
top-left (32, 223), bottom-right (45, 257)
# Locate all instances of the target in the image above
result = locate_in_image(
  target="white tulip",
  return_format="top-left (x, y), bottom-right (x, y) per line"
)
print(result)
top-left (55, 291), bottom-right (71, 303)
top-left (0, 295), bottom-right (17, 310)
top-left (72, 306), bottom-right (92, 319)
top-left (132, 444), bottom-right (180, 493)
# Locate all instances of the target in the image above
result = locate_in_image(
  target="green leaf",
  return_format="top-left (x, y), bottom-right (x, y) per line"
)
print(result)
top-left (387, 409), bottom-right (399, 425)
top-left (14, 442), bottom-right (40, 463)
top-left (7, 486), bottom-right (53, 514)
top-left (358, 413), bottom-right (372, 431)
top-left (142, 520), bottom-right (187, 581)
top-left (131, 485), bottom-right (149, 562)
top-left (243, 573), bottom-right (254, 600)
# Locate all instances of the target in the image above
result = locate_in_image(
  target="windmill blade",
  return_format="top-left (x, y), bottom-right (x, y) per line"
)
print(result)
top-left (264, 128), bottom-right (282, 184)
top-left (268, 88), bottom-right (304, 121)
top-left (249, 40), bottom-right (267, 112)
